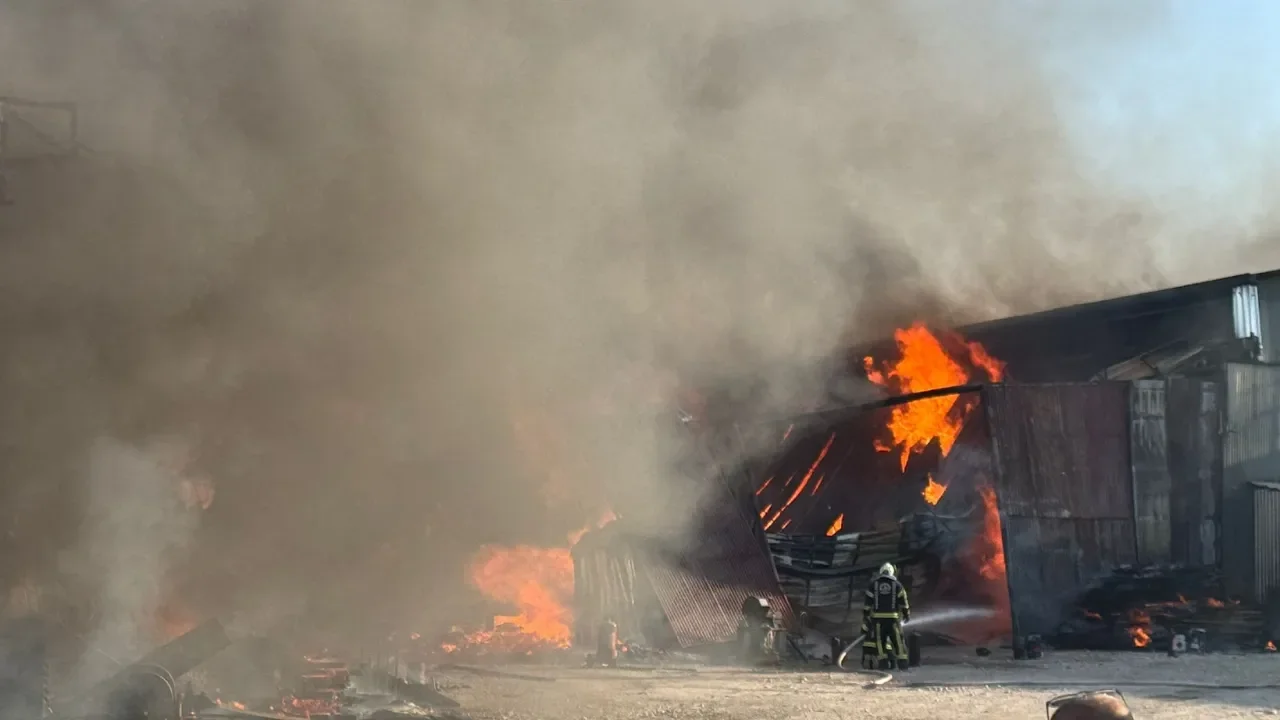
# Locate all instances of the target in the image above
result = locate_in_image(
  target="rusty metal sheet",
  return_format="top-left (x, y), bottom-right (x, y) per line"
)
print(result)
top-left (1001, 517), bottom-right (1137, 637)
top-left (1223, 363), bottom-right (1280, 598)
top-left (984, 383), bottom-right (1134, 519)
top-left (1130, 380), bottom-right (1171, 564)
top-left (1252, 482), bottom-right (1280, 605)
top-left (641, 487), bottom-right (793, 648)
top-left (571, 534), bottom-right (640, 646)
top-left (984, 383), bottom-right (1138, 638)
top-left (1167, 378), bottom-right (1221, 566)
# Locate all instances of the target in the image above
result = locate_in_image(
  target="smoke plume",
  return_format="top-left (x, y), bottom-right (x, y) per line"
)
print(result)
top-left (0, 0), bottom-right (1274, 641)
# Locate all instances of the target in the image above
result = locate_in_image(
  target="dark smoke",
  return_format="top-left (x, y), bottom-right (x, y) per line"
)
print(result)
top-left (0, 0), bottom-right (1270, 661)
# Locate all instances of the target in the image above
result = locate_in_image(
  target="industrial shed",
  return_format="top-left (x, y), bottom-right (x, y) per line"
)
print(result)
top-left (945, 271), bottom-right (1280, 620)
top-left (755, 269), bottom-right (1280, 640)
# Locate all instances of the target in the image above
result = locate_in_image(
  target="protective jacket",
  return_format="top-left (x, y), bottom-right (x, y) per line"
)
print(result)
top-left (861, 571), bottom-right (910, 667)
top-left (865, 573), bottom-right (910, 622)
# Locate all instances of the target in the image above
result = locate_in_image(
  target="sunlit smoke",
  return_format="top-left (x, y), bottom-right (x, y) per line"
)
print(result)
top-left (0, 1), bottom-right (1274, 655)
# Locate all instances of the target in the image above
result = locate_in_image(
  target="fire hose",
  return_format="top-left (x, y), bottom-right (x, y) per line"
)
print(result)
top-left (837, 636), bottom-right (1280, 692)
top-left (834, 634), bottom-right (893, 685)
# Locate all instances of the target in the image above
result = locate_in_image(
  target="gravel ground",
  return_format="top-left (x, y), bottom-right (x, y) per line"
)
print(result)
top-left (441, 648), bottom-right (1280, 720)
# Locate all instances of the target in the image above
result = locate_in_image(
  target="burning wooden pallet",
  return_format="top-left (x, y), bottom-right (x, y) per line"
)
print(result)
top-left (1054, 565), bottom-right (1272, 652)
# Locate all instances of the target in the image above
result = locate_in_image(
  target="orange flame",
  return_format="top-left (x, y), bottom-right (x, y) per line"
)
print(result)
top-left (765, 434), bottom-right (834, 530)
top-left (864, 323), bottom-right (1002, 470)
top-left (467, 545), bottom-right (575, 647)
top-left (1206, 598), bottom-right (1225, 608)
top-left (976, 486), bottom-right (1006, 581)
top-left (465, 511), bottom-right (615, 650)
top-left (866, 323), bottom-right (1008, 602)
top-left (826, 513), bottom-right (844, 537)
top-left (922, 474), bottom-right (948, 505)
top-left (1129, 626), bottom-right (1150, 648)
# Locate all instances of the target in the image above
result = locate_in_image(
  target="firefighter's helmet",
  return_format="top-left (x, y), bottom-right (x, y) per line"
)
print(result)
top-left (878, 562), bottom-right (896, 578)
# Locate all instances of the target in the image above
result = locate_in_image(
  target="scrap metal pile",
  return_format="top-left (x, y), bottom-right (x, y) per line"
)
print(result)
top-left (1052, 565), bottom-right (1276, 653)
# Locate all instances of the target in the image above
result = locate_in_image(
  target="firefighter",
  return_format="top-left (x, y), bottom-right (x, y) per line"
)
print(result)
top-left (861, 562), bottom-right (910, 671)
top-left (596, 616), bottom-right (619, 668)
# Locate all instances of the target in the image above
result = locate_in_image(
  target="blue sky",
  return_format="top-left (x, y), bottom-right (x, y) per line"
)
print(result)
top-left (1021, 1), bottom-right (1280, 206)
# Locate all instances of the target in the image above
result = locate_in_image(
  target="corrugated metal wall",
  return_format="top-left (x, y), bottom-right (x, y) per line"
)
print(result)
top-left (984, 383), bottom-right (1137, 637)
top-left (571, 537), bottom-right (643, 646)
top-left (1166, 378), bottom-right (1221, 566)
top-left (1222, 363), bottom-right (1280, 598)
top-left (1130, 380), bottom-right (1171, 563)
top-left (1252, 482), bottom-right (1280, 605)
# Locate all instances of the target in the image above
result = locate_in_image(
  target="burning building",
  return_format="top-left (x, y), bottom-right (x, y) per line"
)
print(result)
top-left (954, 269), bottom-right (1280, 617)
top-left (739, 269), bottom-right (1280, 653)
top-left (562, 270), bottom-right (1280, 657)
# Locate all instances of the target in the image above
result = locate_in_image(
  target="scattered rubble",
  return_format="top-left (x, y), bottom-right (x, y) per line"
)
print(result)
top-left (1054, 565), bottom-right (1272, 653)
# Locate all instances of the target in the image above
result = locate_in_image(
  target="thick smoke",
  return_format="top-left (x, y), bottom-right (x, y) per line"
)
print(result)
top-left (67, 437), bottom-right (200, 685)
top-left (0, 0), bottom-right (1273, 645)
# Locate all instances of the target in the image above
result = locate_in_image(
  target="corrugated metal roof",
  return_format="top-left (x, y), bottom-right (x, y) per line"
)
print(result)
top-left (955, 280), bottom-right (1243, 383)
top-left (636, 487), bottom-right (794, 649)
top-left (571, 504), bottom-right (794, 650)
top-left (1093, 338), bottom-right (1258, 382)
top-left (964, 273), bottom-right (1263, 338)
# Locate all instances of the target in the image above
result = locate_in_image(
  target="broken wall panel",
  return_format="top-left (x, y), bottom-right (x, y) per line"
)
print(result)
top-left (637, 485), bottom-right (793, 649)
top-left (1130, 380), bottom-right (1172, 564)
top-left (1166, 378), bottom-right (1221, 566)
top-left (984, 383), bottom-right (1137, 638)
top-left (570, 532), bottom-right (643, 646)
top-left (1222, 363), bottom-right (1280, 598)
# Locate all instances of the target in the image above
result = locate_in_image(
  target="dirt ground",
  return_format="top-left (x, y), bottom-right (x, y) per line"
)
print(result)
top-left (442, 648), bottom-right (1280, 720)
